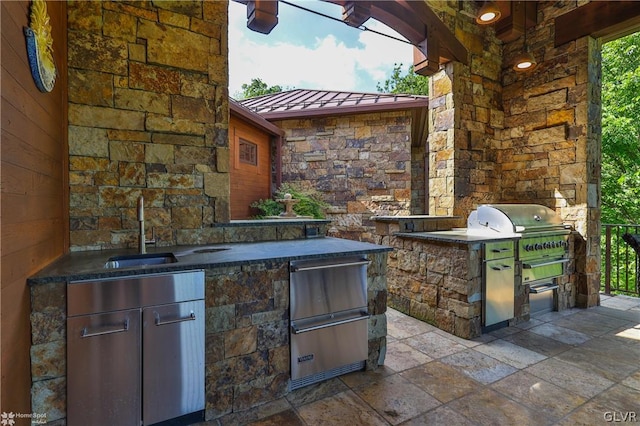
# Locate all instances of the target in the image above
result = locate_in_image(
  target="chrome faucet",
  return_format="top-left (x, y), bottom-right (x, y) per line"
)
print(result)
top-left (137, 195), bottom-right (156, 254)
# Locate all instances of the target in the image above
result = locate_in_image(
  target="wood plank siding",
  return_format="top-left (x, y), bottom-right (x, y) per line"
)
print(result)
top-left (229, 116), bottom-right (272, 219)
top-left (1, 0), bottom-right (68, 413)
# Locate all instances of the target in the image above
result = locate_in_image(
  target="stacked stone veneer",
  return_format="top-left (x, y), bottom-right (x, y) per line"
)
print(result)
top-left (67, 1), bottom-right (229, 251)
top-left (29, 252), bottom-right (387, 424)
top-left (273, 110), bottom-right (424, 243)
top-left (375, 221), bottom-right (483, 339)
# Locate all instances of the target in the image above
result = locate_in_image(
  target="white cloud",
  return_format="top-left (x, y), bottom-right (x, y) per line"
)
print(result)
top-left (228, 2), bottom-right (414, 96)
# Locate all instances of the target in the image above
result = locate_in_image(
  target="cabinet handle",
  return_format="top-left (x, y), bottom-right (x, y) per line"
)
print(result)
top-left (81, 318), bottom-right (129, 338)
top-left (155, 311), bottom-right (196, 326)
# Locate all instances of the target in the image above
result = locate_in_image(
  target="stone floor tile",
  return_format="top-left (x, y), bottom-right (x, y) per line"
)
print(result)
top-left (246, 409), bottom-right (305, 426)
top-left (473, 338), bottom-right (547, 369)
top-left (600, 295), bottom-right (640, 310)
top-left (399, 361), bottom-right (483, 403)
top-left (555, 339), bottom-right (639, 382)
top-left (486, 325), bottom-right (522, 338)
top-left (501, 329), bottom-right (572, 357)
top-left (383, 341), bottom-right (432, 372)
top-left (386, 312), bottom-right (439, 339)
top-left (439, 348), bottom-right (518, 384)
top-left (404, 331), bottom-right (468, 359)
top-left (532, 308), bottom-right (580, 323)
top-left (513, 317), bottom-right (545, 330)
top-left (528, 323), bottom-right (591, 345)
top-left (446, 388), bottom-right (554, 426)
top-left (400, 406), bottom-right (476, 426)
top-left (525, 357), bottom-right (615, 399)
top-left (433, 328), bottom-right (493, 347)
top-left (622, 370), bottom-right (640, 391)
top-left (353, 374), bottom-right (441, 425)
top-left (552, 311), bottom-right (631, 336)
top-left (491, 371), bottom-right (587, 421)
top-left (593, 305), bottom-right (640, 322)
top-left (286, 377), bottom-right (349, 408)
top-left (296, 390), bottom-right (388, 426)
top-left (340, 365), bottom-right (396, 389)
top-left (557, 384), bottom-right (640, 425)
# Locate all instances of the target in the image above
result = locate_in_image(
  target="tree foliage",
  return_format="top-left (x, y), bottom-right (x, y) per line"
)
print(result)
top-left (376, 63), bottom-right (429, 95)
top-left (237, 78), bottom-right (284, 99)
top-left (601, 32), bottom-right (640, 224)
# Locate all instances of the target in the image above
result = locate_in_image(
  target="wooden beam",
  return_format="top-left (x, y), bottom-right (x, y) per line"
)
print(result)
top-left (341, 1), bottom-right (371, 28)
top-left (394, 0), bottom-right (468, 65)
top-left (246, 0), bottom-right (279, 35)
top-left (555, 0), bottom-right (640, 47)
top-left (413, 33), bottom-right (440, 76)
top-left (495, 1), bottom-right (537, 42)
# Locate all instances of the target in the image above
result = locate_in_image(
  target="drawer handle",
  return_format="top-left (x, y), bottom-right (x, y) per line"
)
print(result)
top-left (291, 259), bottom-right (369, 272)
top-left (155, 311), bottom-right (196, 326)
top-left (81, 318), bottom-right (129, 338)
top-left (490, 264), bottom-right (513, 271)
top-left (491, 248), bottom-right (511, 253)
top-left (291, 312), bottom-right (369, 334)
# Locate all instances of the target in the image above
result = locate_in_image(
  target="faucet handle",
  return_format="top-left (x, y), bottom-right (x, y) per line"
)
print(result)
top-left (146, 227), bottom-right (157, 245)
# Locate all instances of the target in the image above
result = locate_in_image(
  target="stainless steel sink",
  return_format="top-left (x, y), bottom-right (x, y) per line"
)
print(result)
top-left (104, 253), bottom-right (178, 269)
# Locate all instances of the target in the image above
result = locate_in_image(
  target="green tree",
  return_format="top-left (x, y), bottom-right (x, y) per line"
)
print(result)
top-left (237, 78), bottom-right (284, 99)
top-left (601, 31), bottom-right (640, 224)
top-left (377, 63), bottom-right (429, 95)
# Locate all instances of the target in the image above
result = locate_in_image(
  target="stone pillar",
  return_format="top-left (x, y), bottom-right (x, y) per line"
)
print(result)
top-left (574, 37), bottom-right (602, 308)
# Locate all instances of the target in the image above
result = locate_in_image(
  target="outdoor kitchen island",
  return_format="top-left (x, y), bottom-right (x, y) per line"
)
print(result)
top-left (374, 209), bottom-right (576, 340)
top-left (28, 230), bottom-right (391, 425)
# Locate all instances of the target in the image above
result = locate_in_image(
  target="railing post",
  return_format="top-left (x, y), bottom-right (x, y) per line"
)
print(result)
top-left (605, 225), bottom-right (611, 295)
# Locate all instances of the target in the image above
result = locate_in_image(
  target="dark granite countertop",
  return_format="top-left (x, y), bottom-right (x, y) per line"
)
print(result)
top-left (395, 229), bottom-right (520, 244)
top-left (28, 237), bottom-right (392, 285)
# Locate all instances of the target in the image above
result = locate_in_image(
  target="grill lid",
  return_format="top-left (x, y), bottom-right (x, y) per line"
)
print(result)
top-left (467, 204), bottom-right (567, 235)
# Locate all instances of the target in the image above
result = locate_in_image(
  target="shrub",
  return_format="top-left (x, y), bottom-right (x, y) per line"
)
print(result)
top-left (251, 183), bottom-right (328, 219)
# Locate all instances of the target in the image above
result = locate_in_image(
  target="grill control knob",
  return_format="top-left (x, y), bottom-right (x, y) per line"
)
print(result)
top-left (524, 244), bottom-right (533, 251)
top-left (535, 243), bottom-right (543, 250)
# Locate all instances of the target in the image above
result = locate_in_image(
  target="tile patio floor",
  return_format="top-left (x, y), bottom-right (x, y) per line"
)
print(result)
top-left (222, 294), bottom-right (640, 425)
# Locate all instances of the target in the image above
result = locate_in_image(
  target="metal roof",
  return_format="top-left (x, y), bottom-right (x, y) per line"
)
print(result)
top-left (229, 97), bottom-right (284, 136)
top-left (237, 89), bottom-right (429, 120)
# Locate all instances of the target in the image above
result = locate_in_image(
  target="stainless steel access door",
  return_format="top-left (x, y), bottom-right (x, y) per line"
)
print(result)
top-left (484, 257), bottom-right (515, 326)
top-left (143, 300), bottom-right (205, 425)
top-left (67, 309), bottom-right (141, 426)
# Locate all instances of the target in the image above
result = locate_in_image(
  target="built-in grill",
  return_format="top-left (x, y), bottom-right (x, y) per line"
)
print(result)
top-left (468, 204), bottom-right (571, 321)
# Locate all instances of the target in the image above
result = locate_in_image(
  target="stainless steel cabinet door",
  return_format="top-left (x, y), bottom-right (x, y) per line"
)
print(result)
top-left (142, 300), bottom-right (205, 425)
top-left (67, 309), bottom-right (141, 426)
top-left (484, 258), bottom-right (515, 326)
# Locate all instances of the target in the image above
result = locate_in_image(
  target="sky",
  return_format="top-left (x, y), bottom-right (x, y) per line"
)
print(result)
top-left (228, 0), bottom-right (415, 98)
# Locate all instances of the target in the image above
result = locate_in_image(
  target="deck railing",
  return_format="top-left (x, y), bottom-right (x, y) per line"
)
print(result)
top-left (601, 223), bottom-right (640, 296)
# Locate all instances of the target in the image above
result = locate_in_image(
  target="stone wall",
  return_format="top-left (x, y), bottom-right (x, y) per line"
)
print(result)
top-left (67, 1), bottom-right (229, 251)
top-left (29, 251), bottom-right (388, 424)
top-left (273, 110), bottom-right (420, 243)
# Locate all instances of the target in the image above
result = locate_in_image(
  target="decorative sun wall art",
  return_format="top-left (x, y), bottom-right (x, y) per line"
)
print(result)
top-left (24, 0), bottom-right (57, 92)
